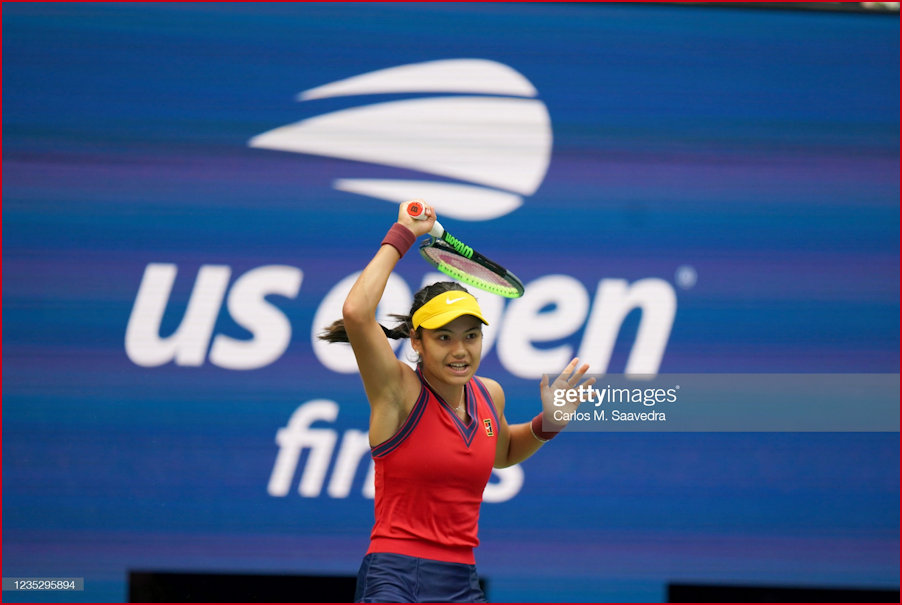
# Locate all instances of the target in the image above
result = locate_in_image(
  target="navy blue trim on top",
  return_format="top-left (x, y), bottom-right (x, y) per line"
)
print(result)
top-left (371, 385), bottom-right (429, 459)
top-left (417, 367), bottom-right (479, 448)
top-left (472, 377), bottom-right (499, 427)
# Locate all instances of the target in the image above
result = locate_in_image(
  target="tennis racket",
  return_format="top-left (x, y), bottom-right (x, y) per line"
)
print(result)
top-left (407, 201), bottom-right (525, 298)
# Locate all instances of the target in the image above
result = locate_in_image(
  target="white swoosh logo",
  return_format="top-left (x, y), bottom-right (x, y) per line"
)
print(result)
top-left (446, 297), bottom-right (467, 304)
top-left (248, 59), bottom-right (553, 221)
top-left (297, 58), bottom-right (538, 100)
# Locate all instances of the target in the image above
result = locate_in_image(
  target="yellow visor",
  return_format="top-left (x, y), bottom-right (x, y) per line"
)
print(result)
top-left (411, 291), bottom-right (489, 330)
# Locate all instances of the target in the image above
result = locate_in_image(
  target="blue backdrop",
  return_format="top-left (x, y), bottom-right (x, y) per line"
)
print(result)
top-left (3, 3), bottom-right (898, 602)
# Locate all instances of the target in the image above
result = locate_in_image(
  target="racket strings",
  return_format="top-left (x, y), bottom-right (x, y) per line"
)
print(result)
top-left (421, 244), bottom-right (523, 298)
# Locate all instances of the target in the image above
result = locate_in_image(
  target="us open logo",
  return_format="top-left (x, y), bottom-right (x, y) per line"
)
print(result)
top-left (248, 59), bottom-right (553, 221)
top-left (125, 59), bottom-right (673, 504)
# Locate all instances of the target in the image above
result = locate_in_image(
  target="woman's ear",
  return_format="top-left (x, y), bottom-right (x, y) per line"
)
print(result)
top-left (410, 329), bottom-right (424, 357)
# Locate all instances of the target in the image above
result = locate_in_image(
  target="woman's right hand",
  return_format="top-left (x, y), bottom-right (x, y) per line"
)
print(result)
top-left (398, 199), bottom-right (437, 238)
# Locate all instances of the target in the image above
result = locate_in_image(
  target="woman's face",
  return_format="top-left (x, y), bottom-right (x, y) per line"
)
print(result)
top-left (412, 314), bottom-right (483, 387)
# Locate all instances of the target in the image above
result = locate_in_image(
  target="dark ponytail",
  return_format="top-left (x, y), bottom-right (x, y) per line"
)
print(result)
top-left (318, 314), bottom-right (411, 343)
top-left (317, 281), bottom-right (470, 344)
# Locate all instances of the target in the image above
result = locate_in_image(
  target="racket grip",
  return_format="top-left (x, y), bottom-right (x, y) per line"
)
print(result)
top-left (407, 201), bottom-right (426, 219)
top-left (406, 201), bottom-right (444, 238)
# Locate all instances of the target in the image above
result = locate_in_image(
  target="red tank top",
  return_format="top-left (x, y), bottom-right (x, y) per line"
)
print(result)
top-left (366, 368), bottom-right (500, 564)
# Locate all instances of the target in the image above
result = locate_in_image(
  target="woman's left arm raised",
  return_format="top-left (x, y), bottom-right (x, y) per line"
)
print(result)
top-left (488, 358), bottom-right (594, 468)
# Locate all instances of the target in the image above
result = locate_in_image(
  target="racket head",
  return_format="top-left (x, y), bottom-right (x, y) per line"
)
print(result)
top-left (419, 239), bottom-right (525, 298)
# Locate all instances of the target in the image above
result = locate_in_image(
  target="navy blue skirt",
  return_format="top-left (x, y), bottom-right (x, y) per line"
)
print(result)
top-left (355, 552), bottom-right (486, 603)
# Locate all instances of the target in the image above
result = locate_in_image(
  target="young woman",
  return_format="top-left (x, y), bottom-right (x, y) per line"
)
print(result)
top-left (319, 199), bottom-right (593, 603)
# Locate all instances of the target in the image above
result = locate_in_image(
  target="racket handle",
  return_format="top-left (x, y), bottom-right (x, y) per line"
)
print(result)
top-left (406, 201), bottom-right (444, 238)
top-left (406, 201), bottom-right (426, 219)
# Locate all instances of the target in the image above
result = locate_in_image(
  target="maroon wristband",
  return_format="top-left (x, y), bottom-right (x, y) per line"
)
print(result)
top-left (381, 223), bottom-right (416, 257)
top-left (530, 413), bottom-right (562, 443)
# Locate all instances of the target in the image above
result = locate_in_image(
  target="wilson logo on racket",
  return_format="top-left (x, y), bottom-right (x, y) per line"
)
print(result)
top-left (443, 234), bottom-right (474, 259)
top-left (248, 59), bottom-right (552, 221)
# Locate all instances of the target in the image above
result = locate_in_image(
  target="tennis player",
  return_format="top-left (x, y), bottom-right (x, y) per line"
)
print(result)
top-left (320, 200), bottom-right (593, 603)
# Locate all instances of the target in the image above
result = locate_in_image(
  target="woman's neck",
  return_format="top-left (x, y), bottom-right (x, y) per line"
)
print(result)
top-left (420, 368), bottom-right (465, 410)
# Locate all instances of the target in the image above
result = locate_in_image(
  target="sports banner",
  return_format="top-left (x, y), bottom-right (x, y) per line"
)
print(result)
top-left (3, 3), bottom-right (898, 602)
